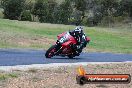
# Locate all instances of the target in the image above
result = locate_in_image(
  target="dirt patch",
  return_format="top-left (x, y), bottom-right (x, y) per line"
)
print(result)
top-left (0, 63), bottom-right (131, 88)
top-left (8, 36), bottom-right (55, 47)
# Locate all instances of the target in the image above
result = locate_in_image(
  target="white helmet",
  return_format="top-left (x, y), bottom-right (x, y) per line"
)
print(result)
top-left (74, 26), bottom-right (83, 36)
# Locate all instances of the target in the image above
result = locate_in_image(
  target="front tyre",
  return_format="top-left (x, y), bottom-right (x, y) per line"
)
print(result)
top-left (45, 45), bottom-right (57, 58)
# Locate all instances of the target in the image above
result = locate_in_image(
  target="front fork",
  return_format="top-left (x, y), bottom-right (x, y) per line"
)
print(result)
top-left (55, 40), bottom-right (78, 56)
top-left (55, 40), bottom-right (62, 55)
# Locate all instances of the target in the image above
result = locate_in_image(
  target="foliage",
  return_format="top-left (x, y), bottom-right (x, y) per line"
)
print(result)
top-left (20, 10), bottom-right (32, 21)
top-left (1, 0), bottom-right (132, 26)
top-left (32, 0), bottom-right (57, 23)
top-left (1, 0), bottom-right (25, 20)
top-left (120, 0), bottom-right (132, 18)
top-left (71, 0), bottom-right (87, 25)
top-left (53, 0), bottom-right (72, 24)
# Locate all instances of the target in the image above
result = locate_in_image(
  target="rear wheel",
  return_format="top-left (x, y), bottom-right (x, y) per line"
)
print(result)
top-left (45, 45), bottom-right (57, 58)
top-left (68, 54), bottom-right (75, 59)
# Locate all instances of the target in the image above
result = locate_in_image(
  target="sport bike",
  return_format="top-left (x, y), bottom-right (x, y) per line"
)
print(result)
top-left (45, 32), bottom-right (90, 58)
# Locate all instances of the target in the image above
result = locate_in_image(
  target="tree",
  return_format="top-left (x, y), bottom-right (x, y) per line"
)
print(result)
top-left (32, 0), bottom-right (57, 23)
top-left (120, 0), bottom-right (132, 19)
top-left (99, 0), bottom-right (119, 16)
top-left (20, 10), bottom-right (32, 21)
top-left (1, 0), bottom-right (25, 20)
top-left (53, 0), bottom-right (72, 24)
top-left (99, 0), bottom-right (119, 26)
top-left (71, 0), bottom-right (87, 25)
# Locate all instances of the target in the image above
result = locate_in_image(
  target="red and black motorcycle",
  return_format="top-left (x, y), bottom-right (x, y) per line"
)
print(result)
top-left (45, 32), bottom-right (90, 58)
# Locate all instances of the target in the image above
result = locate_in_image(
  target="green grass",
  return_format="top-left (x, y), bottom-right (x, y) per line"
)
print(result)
top-left (0, 19), bottom-right (132, 53)
top-left (0, 73), bottom-right (18, 81)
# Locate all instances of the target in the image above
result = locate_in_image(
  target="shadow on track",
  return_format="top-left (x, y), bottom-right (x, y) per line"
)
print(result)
top-left (48, 57), bottom-right (82, 60)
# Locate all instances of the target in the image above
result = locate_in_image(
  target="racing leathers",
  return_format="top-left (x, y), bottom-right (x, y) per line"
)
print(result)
top-left (69, 30), bottom-right (88, 55)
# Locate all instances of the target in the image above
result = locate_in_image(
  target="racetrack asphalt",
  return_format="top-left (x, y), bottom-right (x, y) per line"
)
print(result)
top-left (0, 49), bottom-right (132, 66)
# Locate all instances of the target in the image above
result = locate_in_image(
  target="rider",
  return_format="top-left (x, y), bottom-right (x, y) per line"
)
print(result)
top-left (69, 26), bottom-right (89, 55)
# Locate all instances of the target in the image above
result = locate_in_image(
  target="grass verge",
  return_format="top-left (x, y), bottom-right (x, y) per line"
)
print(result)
top-left (0, 19), bottom-right (132, 53)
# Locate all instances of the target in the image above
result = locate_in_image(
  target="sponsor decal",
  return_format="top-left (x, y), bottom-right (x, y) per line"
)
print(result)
top-left (76, 66), bottom-right (131, 85)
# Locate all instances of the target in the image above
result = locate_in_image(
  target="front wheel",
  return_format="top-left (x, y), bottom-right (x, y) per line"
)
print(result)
top-left (45, 45), bottom-right (57, 58)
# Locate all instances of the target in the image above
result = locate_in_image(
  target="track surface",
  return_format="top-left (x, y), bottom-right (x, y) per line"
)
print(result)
top-left (0, 49), bottom-right (132, 66)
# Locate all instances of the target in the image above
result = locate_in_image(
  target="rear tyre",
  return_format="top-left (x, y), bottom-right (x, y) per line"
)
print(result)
top-left (45, 45), bottom-right (57, 58)
top-left (68, 55), bottom-right (74, 59)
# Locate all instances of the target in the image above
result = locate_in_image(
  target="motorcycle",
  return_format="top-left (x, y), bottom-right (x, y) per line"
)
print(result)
top-left (45, 31), bottom-right (90, 58)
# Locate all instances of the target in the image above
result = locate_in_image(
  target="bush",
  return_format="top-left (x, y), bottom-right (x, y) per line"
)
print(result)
top-left (32, 0), bottom-right (57, 23)
top-left (20, 10), bottom-right (32, 21)
top-left (1, 0), bottom-right (25, 20)
top-left (32, 0), bottom-right (72, 24)
top-left (53, 0), bottom-right (72, 24)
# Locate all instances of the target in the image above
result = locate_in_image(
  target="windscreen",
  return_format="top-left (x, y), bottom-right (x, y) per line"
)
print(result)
top-left (58, 32), bottom-right (70, 44)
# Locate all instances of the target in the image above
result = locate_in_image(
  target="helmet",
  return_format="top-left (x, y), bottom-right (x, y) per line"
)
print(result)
top-left (74, 26), bottom-right (83, 36)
